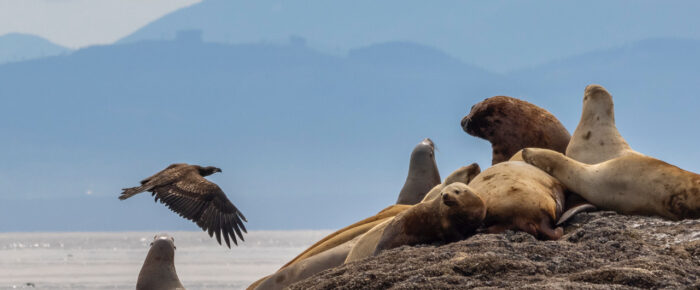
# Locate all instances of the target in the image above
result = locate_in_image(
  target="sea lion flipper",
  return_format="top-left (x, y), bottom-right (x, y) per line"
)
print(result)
top-left (556, 203), bottom-right (597, 226)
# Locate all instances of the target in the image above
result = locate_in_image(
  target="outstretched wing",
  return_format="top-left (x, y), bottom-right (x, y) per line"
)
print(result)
top-left (151, 171), bottom-right (247, 248)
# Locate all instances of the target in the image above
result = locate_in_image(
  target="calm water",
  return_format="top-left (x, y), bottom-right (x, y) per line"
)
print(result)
top-left (0, 231), bottom-right (331, 289)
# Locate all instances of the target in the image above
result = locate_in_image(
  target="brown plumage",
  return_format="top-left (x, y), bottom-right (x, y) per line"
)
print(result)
top-left (119, 163), bottom-right (247, 248)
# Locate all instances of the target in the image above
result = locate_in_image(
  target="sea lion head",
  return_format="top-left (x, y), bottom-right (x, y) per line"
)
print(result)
top-left (582, 84), bottom-right (615, 121)
top-left (396, 138), bottom-right (442, 205)
top-left (146, 234), bottom-right (177, 262)
top-left (411, 138), bottom-right (437, 164)
top-left (439, 182), bottom-right (486, 234)
top-left (198, 166), bottom-right (223, 176)
top-left (409, 138), bottom-right (439, 177)
top-left (461, 96), bottom-right (516, 138)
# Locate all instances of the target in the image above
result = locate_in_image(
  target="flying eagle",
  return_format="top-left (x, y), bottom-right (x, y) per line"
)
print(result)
top-left (119, 163), bottom-right (247, 248)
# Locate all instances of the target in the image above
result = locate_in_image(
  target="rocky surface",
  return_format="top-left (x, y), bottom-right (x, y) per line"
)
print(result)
top-left (290, 212), bottom-right (700, 289)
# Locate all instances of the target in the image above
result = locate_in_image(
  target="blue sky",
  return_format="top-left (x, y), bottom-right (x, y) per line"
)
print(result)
top-left (1, 1), bottom-right (699, 231)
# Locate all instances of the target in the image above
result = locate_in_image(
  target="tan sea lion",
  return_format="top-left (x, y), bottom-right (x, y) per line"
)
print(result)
top-left (277, 204), bottom-right (410, 269)
top-left (396, 138), bottom-right (441, 205)
top-left (468, 161), bottom-right (573, 240)
top-left (421, 163), bottom-right (481, 202)
top-left (566, 84), bottom-right (640, 164)
top-left (136, 234), bottom-right (185, 290)
top-left (346, 182), bottom-right (486, 263)
top-left (274, 138), bottom-right (439, 269)
top-left (251, 238), bottom-right (359, 290)
top-left (522, 148), bottom-right (700, 220)
top-left (461, 96), bottom-right (571, 165)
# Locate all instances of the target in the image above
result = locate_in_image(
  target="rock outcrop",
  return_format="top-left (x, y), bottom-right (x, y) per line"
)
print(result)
top-left (290, 212), bottom-right (700, 289)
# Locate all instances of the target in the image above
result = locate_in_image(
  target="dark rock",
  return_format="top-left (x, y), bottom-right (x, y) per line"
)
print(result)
top-left (290, 212), bottom-right (700, 289)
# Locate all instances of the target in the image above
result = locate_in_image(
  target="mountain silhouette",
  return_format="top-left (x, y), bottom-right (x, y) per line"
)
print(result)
top-left (0, 33), bottom-right (71, 64)
top-left (116, 0), bottom-right (700, 72)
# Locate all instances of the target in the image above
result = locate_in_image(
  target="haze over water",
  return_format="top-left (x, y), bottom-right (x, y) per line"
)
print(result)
top-left (0, 231), bottom-right (330, 289)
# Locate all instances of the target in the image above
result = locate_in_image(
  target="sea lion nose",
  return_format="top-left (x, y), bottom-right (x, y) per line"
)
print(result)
top-left (461, 116), bottom-right (469, 130)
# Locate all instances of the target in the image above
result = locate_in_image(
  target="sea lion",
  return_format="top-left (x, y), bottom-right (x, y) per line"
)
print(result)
top-left (566, 84), bottom-right (640, 164)
top-left (461, 96), bottom-right (571, 165)
top-left (522, 148), bottom-right (700, 220)
top-left (396, 138), bottom-right (441, 205)
top-left (346, 182), bottom-right (486, 263)
top-left (277, 204), bottom-right (410, 269)
top-left (421, 163), bottom-right (481, 202)
top-left (251, 238), bottom-right (359, 290)
top-left (136, 234), bottom-right (185, 290)
top-left (468, 161), bottom-right (572, 240)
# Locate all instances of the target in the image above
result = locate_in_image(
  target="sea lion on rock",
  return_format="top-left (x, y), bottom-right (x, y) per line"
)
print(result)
top-left (421, 163), bottom-right (481, 202)
top-left (251, 238), bottom-right (359, 290)
top-left (136, 234), bottom-right (185, 290)
top-left (522, 148), bottom-right (700, 220)
top-left (396, 138), bottom-right (441, 205)
top-left (566, 84), bottom-right (640, 164)
top-left (461, 96), bottom-right (571, 165)
top-left (278, 204), bottom-right (410, 269)
top-left (346, 182), bottom-right (486, 262)
top-left (468, 161), bottom-right (574, 240)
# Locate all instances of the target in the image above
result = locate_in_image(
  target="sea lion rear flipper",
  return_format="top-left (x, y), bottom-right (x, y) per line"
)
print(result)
top-left (538, 218), bottom-right (563, 240)
top-left (556, 203), bottom-right (597, 226)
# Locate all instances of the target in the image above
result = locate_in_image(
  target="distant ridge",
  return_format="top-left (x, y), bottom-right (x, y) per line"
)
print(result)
top-left (0, 33), bottom-right (71, 64)
top-left (115, 0), bottom-right (700, 72)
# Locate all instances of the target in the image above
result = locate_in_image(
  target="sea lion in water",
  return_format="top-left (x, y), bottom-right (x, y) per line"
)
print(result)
top-left (136, 234), bottom-right (185, 290)
top-left (346, 182), bottom-right (486, 262)
top-left (522, 148), bottom-right (700, 220)
top-left (421, 163), bottom-right (481, 202)
top-left (566, 84), bottom-right (640, 164)
top-left (469, 161), bottom-right (573, 240)
top-left (396, 138), bottom-right (441, 205)
top-left (461, 96), bottom-right (571, 165)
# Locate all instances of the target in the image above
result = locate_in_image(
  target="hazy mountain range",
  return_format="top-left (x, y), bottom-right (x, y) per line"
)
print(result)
top-left (0, 33), bottom-right (71, 64)
top-left (117, 0), bottom-right (700, 72)
top-left (1, 29), bottom-right (699, 232)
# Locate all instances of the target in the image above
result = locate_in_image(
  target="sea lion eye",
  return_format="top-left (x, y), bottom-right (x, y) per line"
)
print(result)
top-left (454, 190), bottom-right (460, 195)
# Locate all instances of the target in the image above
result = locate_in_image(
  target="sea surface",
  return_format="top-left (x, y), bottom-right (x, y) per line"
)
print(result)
top-left (0, 230), bottom-right (332, 289)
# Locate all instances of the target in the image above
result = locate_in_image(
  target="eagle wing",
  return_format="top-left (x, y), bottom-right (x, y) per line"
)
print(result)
top-left (150, 170), bottom-right (247, 248)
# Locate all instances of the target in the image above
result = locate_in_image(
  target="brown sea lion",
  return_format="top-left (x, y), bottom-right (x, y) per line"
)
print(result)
top-left (566, 84), bottom-right (640, 164)
top-left (523, 148), bottom-right (700, 220)
top-left (345, 182), bottom-right (486, 263)
top-left (136, 234), bottom-right (185, 290)
top-left (421, 163), bottom-right (481, 202)
top-left (396, 138), bottom-right (441, 205)
top-left (461, 96), bottom-right (571, 165)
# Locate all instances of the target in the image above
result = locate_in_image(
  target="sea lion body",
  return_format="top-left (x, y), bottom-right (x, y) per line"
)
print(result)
top-left (136, 235), bottom-right (185, 290)
top-left (252, 238), bottom-right (358, 290)
top-left (278, 204), bottom-right (410, 269)
top-left (346, 183), bottom-right (486, 262)
top-left (566, 84), bottom-right (640, 164)
top-left (470, 161), bottom-right (566, 240)
top-left (461, 96), bottom-right (570, 165)
top-left (421, 163), bottom-right (481, 202)
top-left (523, 148), bottom-right (700, 220)
top-left (396, 138), bottom-right (441, 205)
